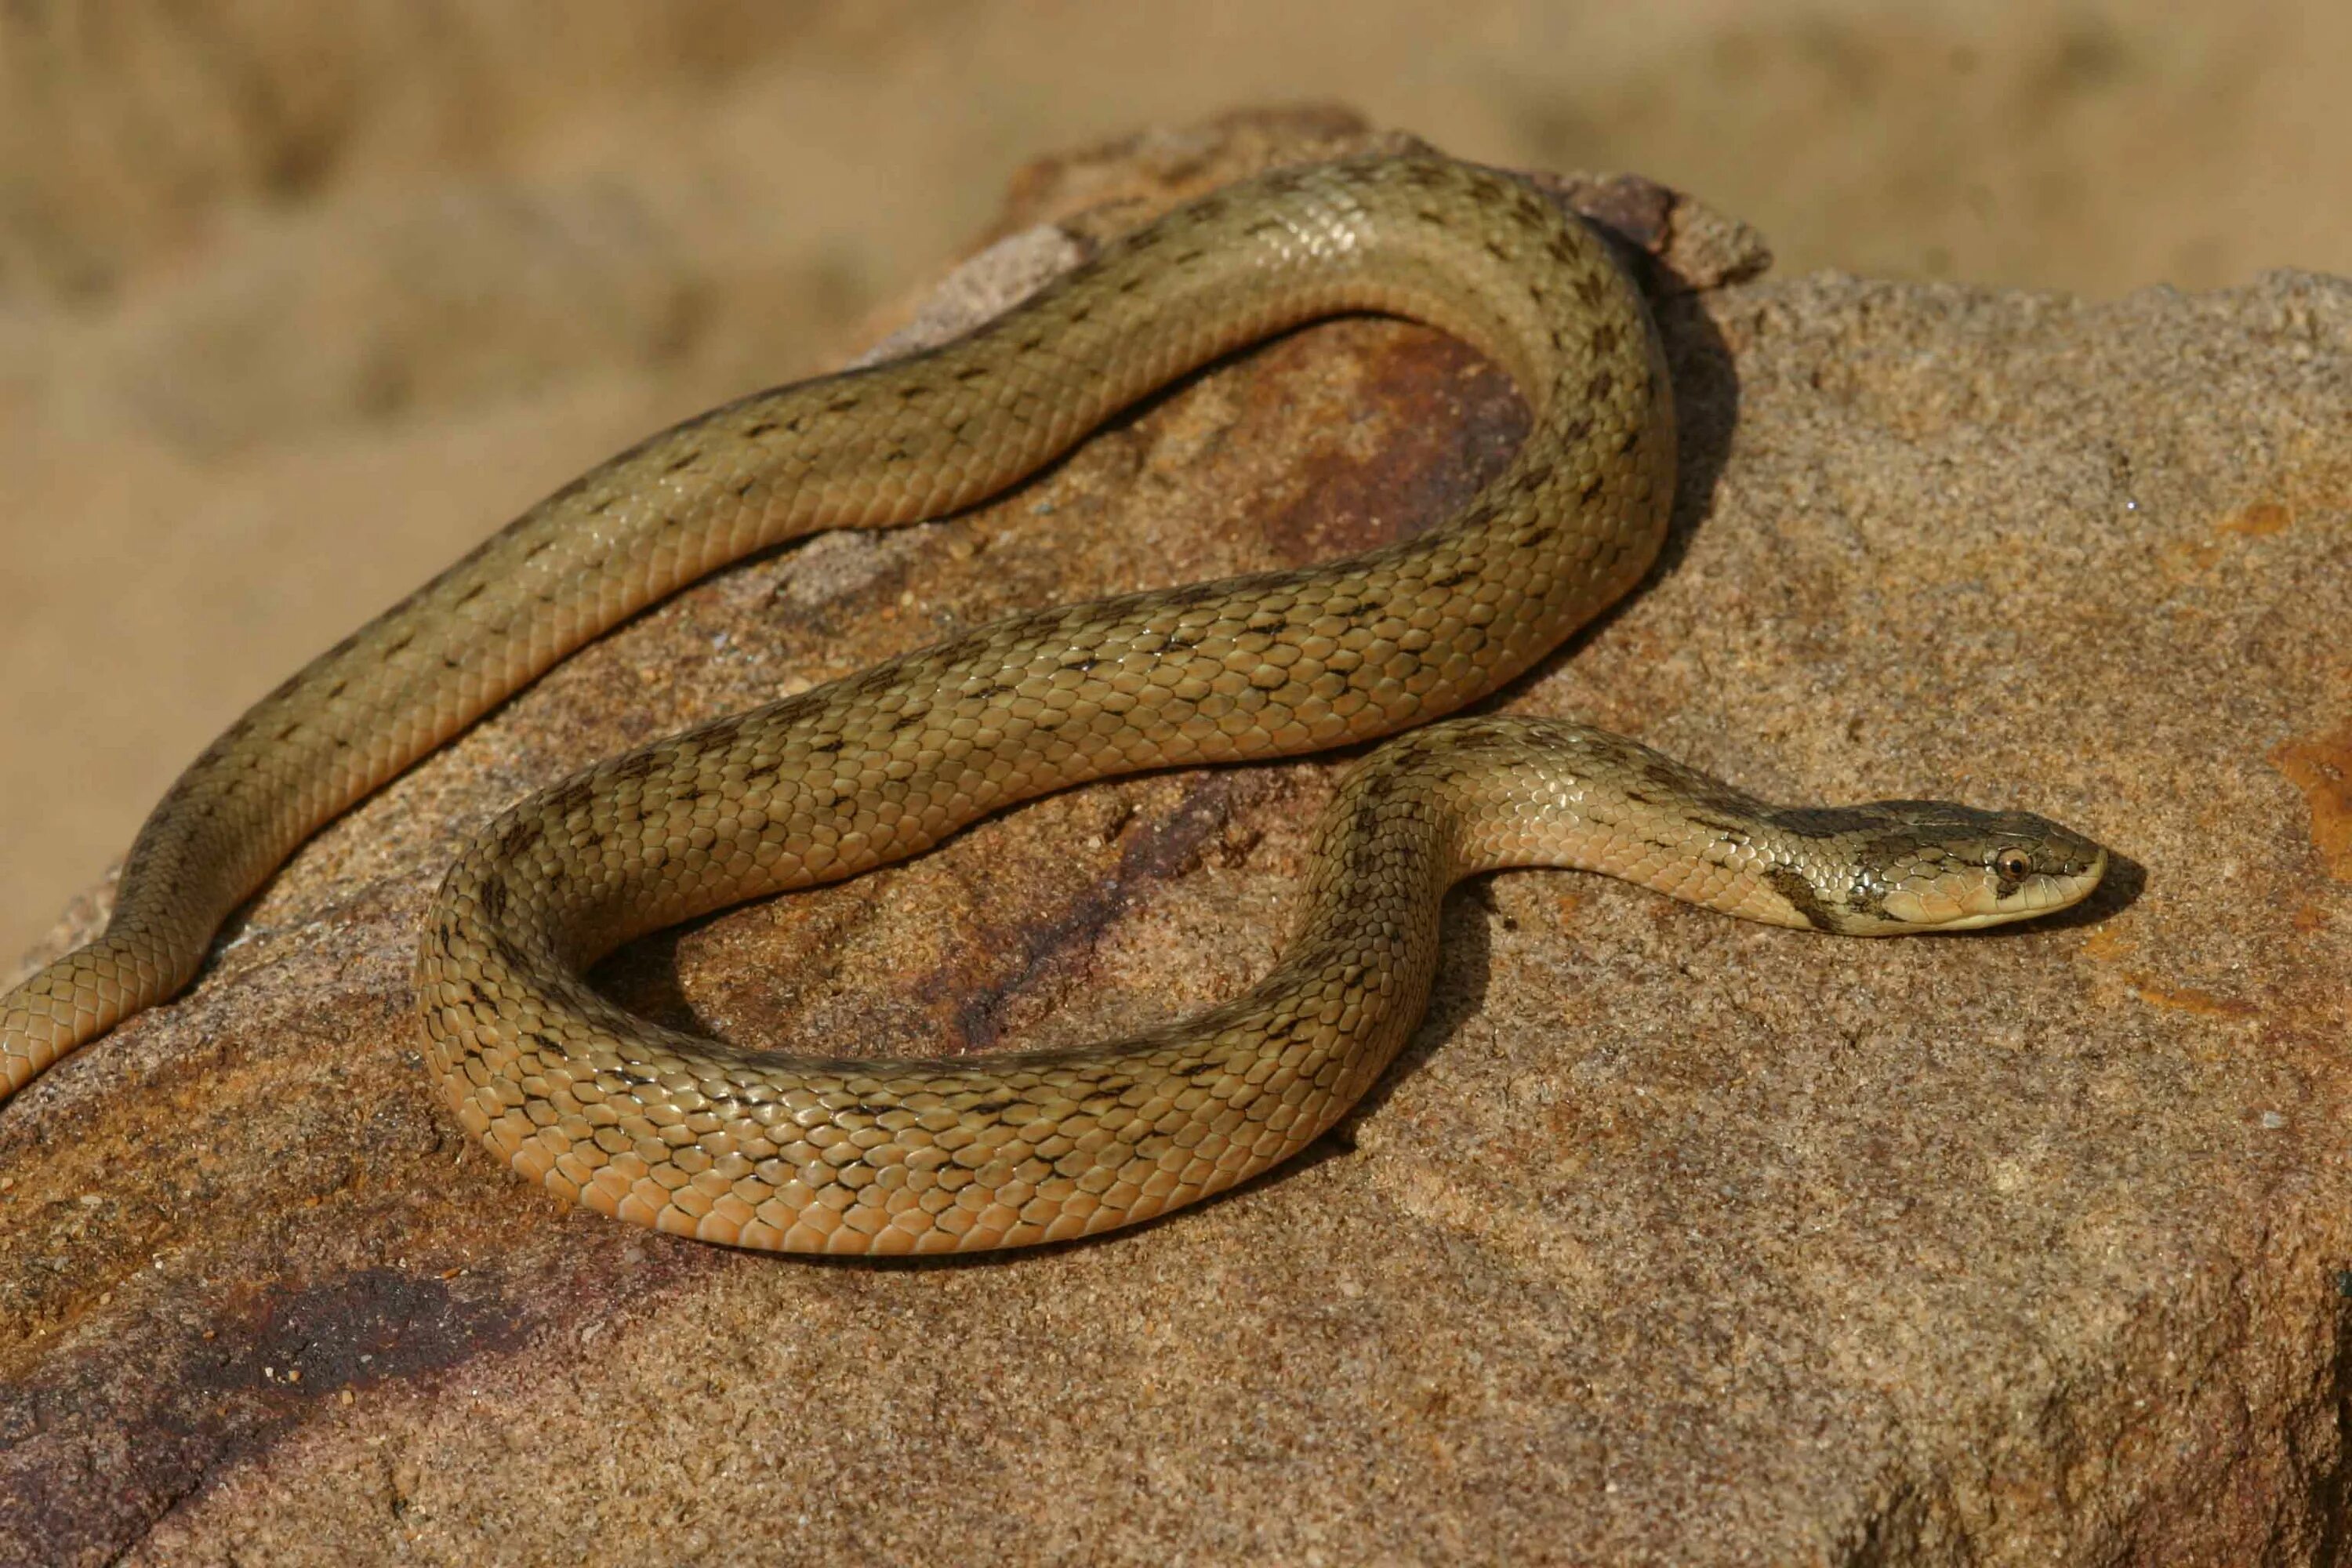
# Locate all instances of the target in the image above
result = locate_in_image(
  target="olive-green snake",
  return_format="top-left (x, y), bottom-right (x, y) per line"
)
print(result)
top-left (0, 152), bottom-right (2104, 1255)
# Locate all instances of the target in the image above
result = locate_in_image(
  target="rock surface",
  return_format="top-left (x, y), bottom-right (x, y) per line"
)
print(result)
top-left (3, 111), bottom-right (2350, 1566)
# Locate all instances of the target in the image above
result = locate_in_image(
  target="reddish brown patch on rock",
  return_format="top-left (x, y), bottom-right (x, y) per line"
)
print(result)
top-left (2270, 724), bottom-right (2352, 880)
top-left (0, 1267), bottom-right (525, 1563)
top-left (1253, 324), bottom-right (1529, 566)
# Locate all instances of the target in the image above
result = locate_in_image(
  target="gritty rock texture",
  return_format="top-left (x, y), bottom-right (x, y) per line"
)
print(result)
top-left (3, 112), bottom-right (2349, 1566)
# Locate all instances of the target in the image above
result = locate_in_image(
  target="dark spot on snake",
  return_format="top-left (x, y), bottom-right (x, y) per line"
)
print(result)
top-left (1578, 474), bottom-right (1603, 503)
top-left (545, 779), bottom-right (597, 818)
top-left (698, 715), bottom-right (747, 751)
top-left (521, 538), bottom-right (554, 561)
top-left (953, 365), bottom-right (990, 383)
top-left (1686, 811), bottom-right (1754, 841)
top-left (807, 736), bottom-right (844, 755)
top-left (1587, 369), bottom-right (1616, 402)
top-left (1426, 569), bottom-right (1472, 591)
top-left (383, 632), bottom-right (416, 656)
top-left (478, 878), bottom-right (509, 921)
top-left (586, 497), bottom-right (615, 517)
top-left (1764, 866), bottom-right (1839, 932)
top-left (742, 419), bottom-right (779, 439)
top-left (733, 479), bottom-right (758, 499)
top-left (492, 818), bottom-right (541, 865)
top-left (1549, 327), bottom-right (1566, 349)
top-left (845, 662), bottom-right (909, 699)
top-left (898, 384), bottom-right (929, 401)
top-left (885, 448), bottom-right (910, 465)
top-left (1573, 271), bottom-right (1608, 309)
top-left (663, 452), bottom-right (699, 476)
top-left (826, 395), bottom-right (862, 413)
top-left (453, 583), bottom-right (487, 607)
top-left (1483, 238), bottom-right (1510, 262)
top-left (1590, 321), bottom-right (1622, 356)
top-left (324, 681), bottom-right (347, 700)
top-left (611, 751), bottom-right (664, 786)
top-left (1160, 582), bottom-right (1223, 611)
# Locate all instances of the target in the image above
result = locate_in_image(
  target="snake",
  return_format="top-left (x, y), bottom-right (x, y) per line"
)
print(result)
top-left (0, 151), bottom-right (2106, 1255)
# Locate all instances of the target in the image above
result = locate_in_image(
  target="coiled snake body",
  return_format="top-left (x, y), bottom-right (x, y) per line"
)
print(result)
top-left (0, 153), bottom-right (2103, 1254)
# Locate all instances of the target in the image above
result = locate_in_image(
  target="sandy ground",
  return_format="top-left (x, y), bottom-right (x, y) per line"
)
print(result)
top-left (2, 0), bottom-right (2347, 964)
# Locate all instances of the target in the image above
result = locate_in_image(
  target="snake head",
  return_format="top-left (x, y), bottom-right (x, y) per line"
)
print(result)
top-left (1769, 803), bottom-right (2109, 935)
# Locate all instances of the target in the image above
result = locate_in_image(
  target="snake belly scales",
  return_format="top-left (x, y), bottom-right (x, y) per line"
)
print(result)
top-left (0, 152), bottom-right (2105, 1256)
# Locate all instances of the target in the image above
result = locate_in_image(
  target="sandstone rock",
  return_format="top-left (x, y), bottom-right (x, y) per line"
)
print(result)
top-left (2, 111), bottom-right (2347, 1566)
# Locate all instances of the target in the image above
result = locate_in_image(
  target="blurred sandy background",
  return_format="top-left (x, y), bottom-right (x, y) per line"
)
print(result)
top-left (2, 0), bottom-right (2344, 964)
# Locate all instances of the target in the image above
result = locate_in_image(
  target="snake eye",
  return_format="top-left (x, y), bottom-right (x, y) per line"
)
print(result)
top-left (1993, 847), bottom-right (2033, 884)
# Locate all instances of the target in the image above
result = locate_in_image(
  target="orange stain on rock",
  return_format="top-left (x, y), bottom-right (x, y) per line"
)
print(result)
top-left (2216, 499), bottom-right (2292, 536)
top-left (2157, 536), bottom-right (2224, 582)
top-left (2270, 724), bottom-right (2352, 881)
top-left (2079, 926), bottom-right (2136, 962)
top-left (2127, 981), bottom-right (2260, 1020)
